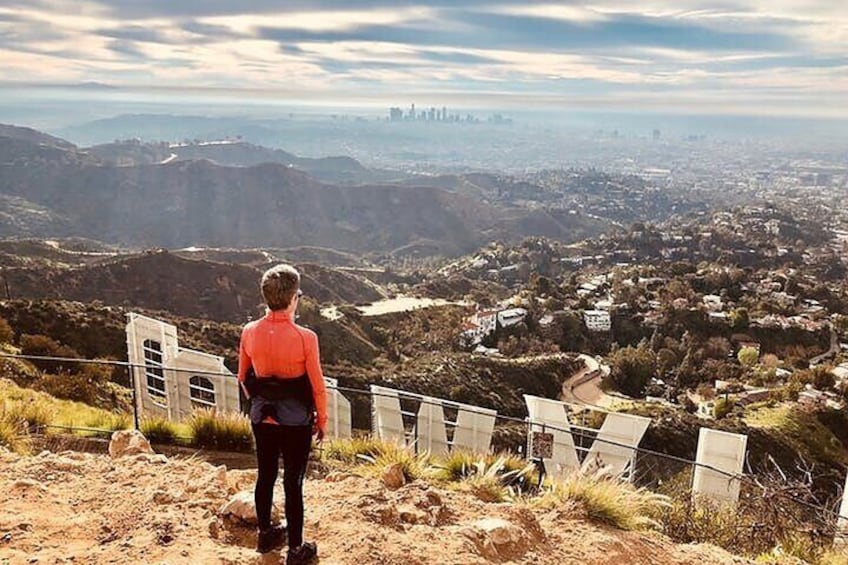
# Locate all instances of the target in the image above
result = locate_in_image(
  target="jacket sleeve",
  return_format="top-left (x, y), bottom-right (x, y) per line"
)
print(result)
top-left (237, 325), bottom-right (251, 383)
top-left (304, 330), bottom-right (328, 430)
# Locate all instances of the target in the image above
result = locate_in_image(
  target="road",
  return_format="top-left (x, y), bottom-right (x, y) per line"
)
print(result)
top-left (562, 354), bottom-right (612, 407)
top-left (810, 324), bottom-right (839, 367)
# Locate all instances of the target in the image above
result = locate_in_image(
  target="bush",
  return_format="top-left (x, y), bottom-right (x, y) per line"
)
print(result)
top-left (605, 345), bottom-right (656, 397)
top-left (323, 435), bottom-right (388, 465)
top-left (7, 400), bottom-right (52, 432)
top-left (461, 456), bottom-right (536, 502)
top-left (0, 317), bottom-right (13, 344)
top-left (19, 334), bottom-right (81, 374)
top-left (140, 416), bottom-right (179, 444)
top-left (188, 409), bottom-right (252, 452)
top-left (83, 411), bottom-right (131, 433)
top-left (0, 408), bottom-right (30, 454)
top-left (713, 398), bottom-right (733, 419)
top-left (537, 468), bottom-right (669, 531)
top-left (358, 441), bottom-right (433, 483)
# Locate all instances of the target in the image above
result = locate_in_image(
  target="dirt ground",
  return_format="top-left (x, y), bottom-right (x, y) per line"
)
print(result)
top-left (0, 446), bottom-right (755, 565)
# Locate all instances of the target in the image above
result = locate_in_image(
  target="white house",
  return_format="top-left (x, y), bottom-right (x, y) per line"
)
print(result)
top-left (459, 309), bottom-right (498, 346)
top-left (498, 308), bottom-right (528, 328)
top-left (584, 310), bottom-right (611, 332)
top-left (703, 294), bottom-right (723, 312)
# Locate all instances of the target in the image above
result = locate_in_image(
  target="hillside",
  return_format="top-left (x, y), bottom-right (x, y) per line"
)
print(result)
top-left (0, 445), bottom-right (754, 565)
top-left (0, 251), bottom-right (383, 322)
top-left (0, 125), bottom-right (607, 256)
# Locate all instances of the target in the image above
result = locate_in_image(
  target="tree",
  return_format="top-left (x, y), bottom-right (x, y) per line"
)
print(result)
top-left (0, 316), bottom-right (12, 344)
top-left (730, 307), bottom-right (749, 330)
top-left (737, 346), bottom-right (759, 368)
top-left (19, 334), bottom-right (81, 374)
top-left (656, 348), bottom-right (678, 376)
top-left (760, 353), bottom-right (780, 370)
top-left (605, 345), bottom-right (656, 397)
top-left (696, 382), bottom-right (716, 400)
top-left (702, 337), bottom-right (732, 360)
top-left (714, 398), bottom-right (733, 419)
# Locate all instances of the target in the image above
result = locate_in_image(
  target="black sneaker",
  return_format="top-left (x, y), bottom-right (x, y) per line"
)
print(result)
top-left (256, 524), bottom-right (286, 553)
top-left (286, 541), bottom-right (318, 565)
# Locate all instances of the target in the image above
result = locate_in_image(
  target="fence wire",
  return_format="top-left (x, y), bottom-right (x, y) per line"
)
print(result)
top-left (2, 350), bottom-right (848, 544)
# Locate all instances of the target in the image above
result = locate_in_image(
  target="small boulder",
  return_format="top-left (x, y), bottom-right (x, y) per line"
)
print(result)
top-left (474, 518), bottom-right (523, 546)
top-left (397, 504), bottom-right (428, 525)
top-left (219, 490), bottom-right (279, 525)
top-left (463, 518), bottom-right (528, 560)
top-left (108, 430), bottom-right (153, 459)
top-left (381, 463), bottom-right (406, 490)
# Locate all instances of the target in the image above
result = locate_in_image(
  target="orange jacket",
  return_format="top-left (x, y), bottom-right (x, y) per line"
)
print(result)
top-left (238, 311), bottom-right (328, 430)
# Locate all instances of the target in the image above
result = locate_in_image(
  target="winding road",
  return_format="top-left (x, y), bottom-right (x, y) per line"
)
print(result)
top-left (810, 324), bottom-right (839, 367)
top-left (562, 354), bottom-right (612, 407)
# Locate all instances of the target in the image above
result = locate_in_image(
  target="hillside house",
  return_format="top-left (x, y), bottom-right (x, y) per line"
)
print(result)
top-left (497, 307), bottom-right (528, 328)
top-left (459, 309), bottom-right (498, 346)
top-left (584, 310), bottom-right (611, 332)
top-left (703, 294), bottom-right (723, 311)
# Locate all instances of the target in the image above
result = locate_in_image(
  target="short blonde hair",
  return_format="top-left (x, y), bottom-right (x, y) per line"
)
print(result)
top-left (260, 264), bottom-right (300, 311)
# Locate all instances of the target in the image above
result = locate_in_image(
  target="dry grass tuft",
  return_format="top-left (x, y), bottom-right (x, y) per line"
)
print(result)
top-left (538, 468), bottom-right (670, 531)
top-left (187, 409), bottom-right (253, 452)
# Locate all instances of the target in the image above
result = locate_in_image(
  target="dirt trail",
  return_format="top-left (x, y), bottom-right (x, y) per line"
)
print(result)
top-left (0, 447), bottom-right (754, 565)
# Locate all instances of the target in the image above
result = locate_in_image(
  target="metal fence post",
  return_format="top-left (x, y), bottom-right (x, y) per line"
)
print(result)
top-left (129, 362), bottom-right (139, 430)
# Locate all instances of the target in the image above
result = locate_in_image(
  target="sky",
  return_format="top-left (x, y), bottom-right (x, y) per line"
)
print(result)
top-left (1, 0), bottom-right (846, 118)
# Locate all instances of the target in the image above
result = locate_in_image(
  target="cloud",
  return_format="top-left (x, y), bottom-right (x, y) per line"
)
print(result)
top-left (0, 1), bottom-right (844, 117)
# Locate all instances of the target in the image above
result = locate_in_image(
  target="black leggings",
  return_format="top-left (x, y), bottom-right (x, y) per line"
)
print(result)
top-left (252, 423), bottom-right (312, 548)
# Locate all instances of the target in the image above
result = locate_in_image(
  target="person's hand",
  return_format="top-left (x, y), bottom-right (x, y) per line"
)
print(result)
top-left (313, 423), bottom-right (325, 442)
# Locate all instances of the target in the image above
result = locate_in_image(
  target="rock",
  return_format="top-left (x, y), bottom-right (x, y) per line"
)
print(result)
top-left (463, 518), bottom-right (528, 559)
top-left (397, 504), bottom-right (428, 525)
top-left (133, 453), bottom-right (168, 465)
top-left (325, 471), bottom-right (356, 483)
top-left (208, 518), bottom-right (220, 539)
top-left (10, 479), bottom-right (47, 493)
top-left (46, 457), bottom-right (85, 472)
top-left (219, 490), bottom-right (279, 525)
top-left (214, 465), bottom-right (227, 488)
top-left (381, 463), bottom-right (406, 490)
top-left (153, 490), bottom-right (186, 505)
top-left (474, 518), bottom-right (524, 546)
top-left (108, 430), bottom-right (153, 459)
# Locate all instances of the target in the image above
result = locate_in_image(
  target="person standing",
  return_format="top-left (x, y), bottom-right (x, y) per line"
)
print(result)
top-left (238, 264), bottom-right (327, 564)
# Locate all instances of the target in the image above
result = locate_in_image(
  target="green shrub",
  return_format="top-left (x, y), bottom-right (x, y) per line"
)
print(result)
top-left (0, 408), bottom-right (30, 454)
top-left (188, 409), bottom-right (252, 452)
top-left (358, 441), bottom-right (433, 482)
top-left (323, 435), bottom-right (388, 464)
top-left (7, 400), bottom-right (52, 432)
top-left (83, 411), bottom-right (131, 432)
top-left (140, 416), bottom-right (179, 444)
top-left (713, 397), bottom-right (733, 419)
top-left (433, 449), bottom-right (477, 481)
top-left (461, 456), bottom-right (536, 502)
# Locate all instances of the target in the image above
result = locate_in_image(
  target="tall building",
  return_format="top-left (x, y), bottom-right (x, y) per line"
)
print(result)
top-left (652, 129), bottom-right (661, 141)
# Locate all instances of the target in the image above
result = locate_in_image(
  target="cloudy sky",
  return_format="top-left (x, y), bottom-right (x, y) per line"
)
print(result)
top-left (1, 0), bottom-right (846, 117)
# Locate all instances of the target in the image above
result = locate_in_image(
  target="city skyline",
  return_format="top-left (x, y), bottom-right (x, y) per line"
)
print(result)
top-left (0, 1), bottom-right (846, 118)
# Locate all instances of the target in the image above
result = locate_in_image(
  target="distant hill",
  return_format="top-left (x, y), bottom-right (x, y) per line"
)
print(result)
top-left (86, 139), bottom-right (378, 184)
top-left (0, 125), bottom-right (607, 256)
top-left (0, 250), bottom-right (383, 321)
top-left (0, 124), bottom-right (76, 151)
